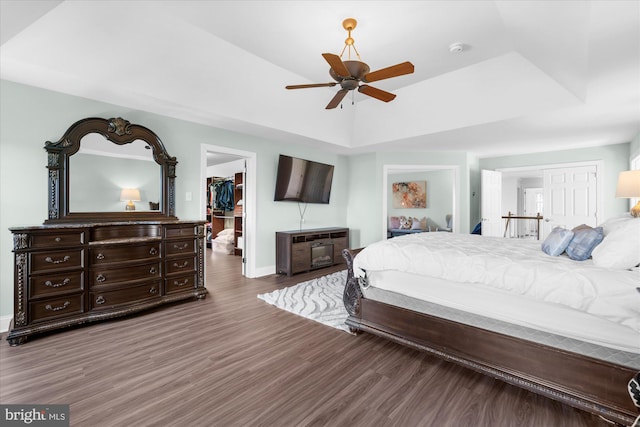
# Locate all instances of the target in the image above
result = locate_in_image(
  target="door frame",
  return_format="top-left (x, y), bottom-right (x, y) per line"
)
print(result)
top-left (382, 164), bottom-right (460, 240)
top-left (200, 144), bottom-right (257, 278)
top-left (496, 159), bottom-right (604, 231)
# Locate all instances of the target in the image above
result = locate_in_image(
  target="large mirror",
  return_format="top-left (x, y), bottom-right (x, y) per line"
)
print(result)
top-left (45, 117), bottom-right (177, 223)
top-left (70, 134), bottom-right (160, 212)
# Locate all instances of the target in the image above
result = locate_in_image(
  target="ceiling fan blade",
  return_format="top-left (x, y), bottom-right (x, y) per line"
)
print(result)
top-left (286, 82), bottom-right (337, 89)
top-left (363, 61), bottom-right (414, 83)
top-left (325, 89), bottom-right (350, 109)
top-left (358, 85), bottom-right (396, 103)
top-left (322, 53), bottom-right (351, 78)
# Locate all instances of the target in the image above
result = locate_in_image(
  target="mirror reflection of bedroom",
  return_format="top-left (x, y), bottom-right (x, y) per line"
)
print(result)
top-left (385, 166), bottom-right (455, 239)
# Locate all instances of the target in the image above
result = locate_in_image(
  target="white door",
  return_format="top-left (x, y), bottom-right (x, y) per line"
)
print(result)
top-left (481, 170), bottom-right (502, 237)
top-left (543, 165), bottom-right (598, 238)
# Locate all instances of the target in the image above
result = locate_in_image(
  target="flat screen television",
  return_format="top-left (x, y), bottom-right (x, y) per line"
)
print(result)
top-left (274, 154), bottom-right (334, 204)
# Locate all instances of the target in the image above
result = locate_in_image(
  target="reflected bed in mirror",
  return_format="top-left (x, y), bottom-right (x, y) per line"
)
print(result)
top-left (45, 117), bottom-right (177, 223)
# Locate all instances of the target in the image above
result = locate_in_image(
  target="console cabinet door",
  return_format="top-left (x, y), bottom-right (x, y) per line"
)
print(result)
top-left (291, 243), bottom-right (311, 274)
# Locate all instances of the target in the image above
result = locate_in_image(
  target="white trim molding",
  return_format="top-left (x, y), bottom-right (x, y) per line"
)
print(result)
top-left (0, 314), bottom-right (12, 333)
top-left (201, 144), bottom-right (258, 278)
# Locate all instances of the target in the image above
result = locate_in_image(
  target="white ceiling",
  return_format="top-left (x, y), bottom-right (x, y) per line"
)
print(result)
top-left (1, 1), bottom-right (638, 158)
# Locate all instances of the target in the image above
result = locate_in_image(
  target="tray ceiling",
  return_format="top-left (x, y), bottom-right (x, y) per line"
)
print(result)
top-left (1, 1), bottom-right (638, 157)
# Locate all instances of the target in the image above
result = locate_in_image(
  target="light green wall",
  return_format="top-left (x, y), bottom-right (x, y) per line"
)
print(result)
top-left (1, 79), bottom-right (635, 322)
top-left (477, 143), bottom-right (631, 222)
top-left (0, 80), bottom-right (350, 318)
top-left (631, 133), bottom-right (640, 160)
top-left (345, 153), bottom-right (378, 248)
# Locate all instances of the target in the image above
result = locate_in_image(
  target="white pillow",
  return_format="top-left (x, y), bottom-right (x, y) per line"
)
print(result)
top-left (591, 219), bottom-right (640, 269)
top-left (599, 213), bottom-right (635, 236)
top-left (217, 228), bottom-right (234, 237)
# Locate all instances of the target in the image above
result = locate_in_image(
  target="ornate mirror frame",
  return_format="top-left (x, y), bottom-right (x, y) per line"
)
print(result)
top-left (44, 117), bottom-right (177, 223)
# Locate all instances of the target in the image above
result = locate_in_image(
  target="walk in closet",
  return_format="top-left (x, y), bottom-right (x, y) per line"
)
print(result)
top-left (205, 168), bottom-right (243, 257)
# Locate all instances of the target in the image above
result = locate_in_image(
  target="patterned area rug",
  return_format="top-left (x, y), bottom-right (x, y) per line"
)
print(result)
top-left (258, 270), bottom-right (352, 333)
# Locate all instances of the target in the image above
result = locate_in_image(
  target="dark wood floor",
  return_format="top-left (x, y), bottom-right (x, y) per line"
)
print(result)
top-left (1, 250), bottom-right (611, 426)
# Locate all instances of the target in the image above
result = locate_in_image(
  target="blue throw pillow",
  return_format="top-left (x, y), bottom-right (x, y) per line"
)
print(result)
top-left (541, 227), bottom-right (574, 256)
top-left (566, 225), bottom-right (604, 261)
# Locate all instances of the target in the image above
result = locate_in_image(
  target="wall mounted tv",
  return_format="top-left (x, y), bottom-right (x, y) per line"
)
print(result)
top-left (274, 154), bottom-right (334, 204)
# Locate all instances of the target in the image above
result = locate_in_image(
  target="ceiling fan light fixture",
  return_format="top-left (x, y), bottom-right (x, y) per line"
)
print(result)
top-left (342, 18), bottom-right (357, 31)
top-left (285, 18), bottom-right (415, 109)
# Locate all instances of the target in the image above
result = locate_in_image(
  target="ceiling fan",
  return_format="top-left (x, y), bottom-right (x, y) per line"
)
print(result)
top-left (285, 18), bottom-right (415, 109)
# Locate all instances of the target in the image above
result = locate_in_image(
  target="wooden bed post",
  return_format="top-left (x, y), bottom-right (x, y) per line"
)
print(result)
top-left (342, 249), bottom-right (363, 333)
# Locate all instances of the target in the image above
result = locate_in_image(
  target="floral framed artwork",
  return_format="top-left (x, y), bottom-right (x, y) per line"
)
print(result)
top-left (392, 181), bottom-right (427, 208)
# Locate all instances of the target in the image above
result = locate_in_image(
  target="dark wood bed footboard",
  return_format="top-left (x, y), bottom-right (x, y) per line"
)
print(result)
top-left (341, 249), bottom-right (640, 426)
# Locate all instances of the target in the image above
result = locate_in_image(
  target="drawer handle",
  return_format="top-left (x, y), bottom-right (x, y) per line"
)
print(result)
top-left (149, 247), bottom-right (158, 256)
top-left (173, 260), bottom-right (189, 269)
top-left (45, 301), bottom-right (70, 312)
top-left (96, 274), bottom-right (106, 283)
top-left (54, 237), bottom-right (62, 242)
top-left (96, 253), bottom-right (105, 260)
top-left (44, 278), bottom-right (70, 288)
top-left (149, 286), bottom-right (158, 294)
top-left (173, 243), bottom-right (189, 250)
top-left (173, 278), bottom-right (189, 287)
top-left (149, 267), bottom-right (157, 274)
top-left (95, 295), bottom-right (106, 305)
top-left (44, 255), bottom-right (71, 264)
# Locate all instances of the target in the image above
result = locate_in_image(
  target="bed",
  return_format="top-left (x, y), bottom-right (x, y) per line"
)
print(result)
top-left (342, 217), bottom-right (640, 425)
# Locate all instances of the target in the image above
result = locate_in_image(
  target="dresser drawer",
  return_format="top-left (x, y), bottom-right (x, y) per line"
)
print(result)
top-left (29, 271), bottom-right (84, 299)
top-left (90, 243), bottom-right (161, 265)
top-left (90, 281), bottom-right (162, 310)
top-left (30, 231), bottom-right (85, 249)
top-left (165, 239), bottom-right (196, 256)
top-left (90, 262), bottom-right (161, 287)
top-left (92, 225), bottom-right (161, 241)
top-left (165, 256), bottom-right (197, 275)
top-left (30, 249), bottom-right (84, 274)
top-left (30, 294), bottom-right (84, 323)
top-left (165, 273), bottom-right (198, 294)
top-left (165, 226), bottom-right (197, 238)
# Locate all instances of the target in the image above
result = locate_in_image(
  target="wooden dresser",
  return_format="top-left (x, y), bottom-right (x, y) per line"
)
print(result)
top-left (6, 116), bottom-right (210, 345)
top-left (8, 221), bottom-right (207, 345)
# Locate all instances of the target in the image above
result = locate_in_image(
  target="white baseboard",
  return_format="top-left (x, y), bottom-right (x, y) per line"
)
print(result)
top-left (252, 265), bottom-right (275, 278)
top-left (0, 314), bottom-right (12, 333)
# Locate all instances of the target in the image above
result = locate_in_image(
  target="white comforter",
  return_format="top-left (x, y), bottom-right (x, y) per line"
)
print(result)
top-left (353, 232), bottom-right (640, 333)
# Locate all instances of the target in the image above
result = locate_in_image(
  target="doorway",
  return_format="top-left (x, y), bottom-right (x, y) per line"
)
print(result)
top-left (522, 187), bottom-right (543, 237)
top-left (481, 160), bottom-right (603, 240)
top-left (200, 144), bottom-right (257, 278)
top-left (382, 165), bottom-right (460, 240)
